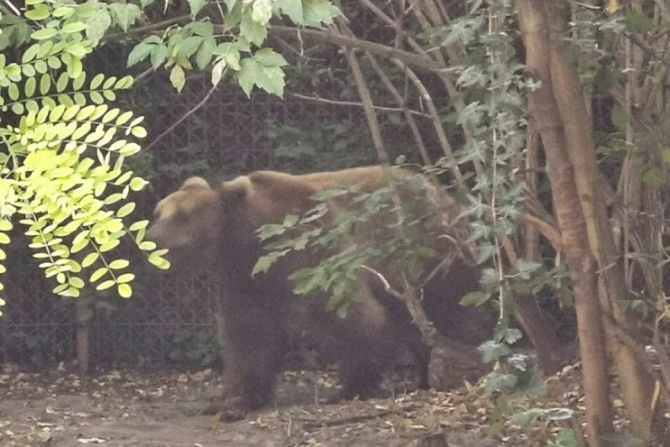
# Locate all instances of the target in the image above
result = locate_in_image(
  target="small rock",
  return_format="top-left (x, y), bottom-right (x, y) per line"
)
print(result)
top-left (409, 433), bottom-right (449, 447)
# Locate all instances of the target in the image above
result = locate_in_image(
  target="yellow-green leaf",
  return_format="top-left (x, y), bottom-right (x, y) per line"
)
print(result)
top-left (82, 252), bottom-right (99, 268)
top-left (117, 202), bottom-right (135, 217)
top-left (109, 259), bottom-right (129, 269)
top-left (117, 273), bottom-right (135, 283)
top-left (96, 279), bottom-right (115, 291)
top-left (90, 267), bottom-right (107, 282)
top-left (117, 283), bottom-right (132, 298)
top-left (131, 126), bottom-right (147, 138)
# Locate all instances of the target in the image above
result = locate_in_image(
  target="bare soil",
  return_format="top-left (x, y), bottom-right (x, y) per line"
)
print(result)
top-left (0, 362), bottom-right (578, 447)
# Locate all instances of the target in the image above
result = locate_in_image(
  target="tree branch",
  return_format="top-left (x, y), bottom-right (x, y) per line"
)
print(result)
top-left (287, 92), bottom-right (431, 118)
top-left (270, 25), bottom-right (441, 72)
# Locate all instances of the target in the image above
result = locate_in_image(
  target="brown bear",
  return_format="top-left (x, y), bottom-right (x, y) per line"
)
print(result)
top-left (146, 165), bottom-right (488, 421)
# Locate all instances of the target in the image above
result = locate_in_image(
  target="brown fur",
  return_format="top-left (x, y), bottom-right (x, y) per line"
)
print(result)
top-left (147, 166), bottom-right (488, 421)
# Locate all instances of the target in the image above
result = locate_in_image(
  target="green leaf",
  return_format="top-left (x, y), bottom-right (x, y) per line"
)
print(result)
top-left (25, 100), bottom-right (39, 113)
top-left (187, 21), bottom-right (214, 37)
top-left (279, 0), bottom-right (304, 23)
top-left (66, 57), bottom-right (83, 78)
top-left (116, 111), bottom-right (133, 125)
top-left (96, 279), bottom-right (116, 291)
top-left (460, 291), bottom-right (491, 307)
top-left (131, 126), bottom-right (147, 138)
top-left (117, 202), bottom-right (136, 217)
top-left (129, 177), bottom-right (148, 191)
top-left (211, 59), bottom-right (227, 86)
top-left (195, 37), bottom-right (216, 70)
top-left (139, 241), bottom-right (156, 251)
top-left (240, 11), bottom-right (268, 46)
top-left (22, 63), bottom-right (36, 77)
top-left (90, 91), bottom-right (104, 104)
top-left (66, 43), bottom-right (88, 59)
top-left (177, 36), bottom-right (204, 59)
top-left (128, 42), bottom-right (155, 67)
top-left (87, 8), bottom-right (112, 41)
top-left (62, 22), bottom-right (86, 34)
top-left (72, 71), bottom-right (86, 90)
top-left (69, 276), bottom-right (85, 289)
top-left (148, 251), bottom-right (170, 269)
top-left (254, 48), bottom-right (288, 67)
top-left (252, 255), bottom-right (274, 276)
top-left (47, 56), bottom-right (62, 69)
top-left (22, 43), bottom-right (40, 63)
top-left (25, 4), bottom-right (50, 21)
top-left (150, 45), bottom-right (169, 69)
top-left (33, 60), bottom-right (48, 74)
top-left (188, 0), bottom-right (207, 17)
top-left (90, 267), bottom-right (107, 282)
top-left (251, 0), bottom-right (272, 24)
top-left (90, 73), bottom-right (105, 90)
top-left (118, 283), bottom-right (132, 298)
top-left (39, 73), bottom-right (51, 95)
top-left (8, 83), bottom-right (19, 100)
top-left (238, 57), bottom-right (285, 97)
top-left (56, 72), bottom-right (69, 92)
top-left (82, 252), bottom-right (99, 268)
top-left (129, 220), bottom-right (148, 231)
top-left (52, 6), bottom-right (74, 18)
top-left (117, 273), bottom-right (135, 283)
top-left (170, 65), bottom-right (186, 92)
top-left (302, 0), bottom-right (340, 26)
top-left (99, 239), bottom-right (120, 252)
top-left (109, 259), bottom-right (129, 269)
top-left (108, 3), bottom-right (141, 32)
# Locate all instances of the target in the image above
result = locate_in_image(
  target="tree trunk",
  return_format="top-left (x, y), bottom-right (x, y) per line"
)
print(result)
top-left (516, 2), bottom-right (613, 445)
top-left (544, 2), bottom-right (655, 441)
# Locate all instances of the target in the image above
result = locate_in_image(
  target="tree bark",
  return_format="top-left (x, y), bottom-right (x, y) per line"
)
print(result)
top-left (516, 2), bottom-right (613, 445)
top-left (544, 2), bottom-right (655, 441)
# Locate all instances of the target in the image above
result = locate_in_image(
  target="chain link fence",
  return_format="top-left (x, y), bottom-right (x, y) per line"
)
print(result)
top-left (0, 5), bottom-right (613, 368)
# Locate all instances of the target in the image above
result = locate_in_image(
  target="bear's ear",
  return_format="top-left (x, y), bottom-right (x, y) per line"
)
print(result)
top-left (219, 176), bottom-right (250, 204)
top-left (181, 177), bottom-right (210, 191)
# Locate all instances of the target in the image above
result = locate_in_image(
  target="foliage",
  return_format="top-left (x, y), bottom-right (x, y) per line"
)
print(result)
top-left (0, 0), bottom-right (170, 316)
top-left (126, 0), bottom-right (341, 95)
top-left (265, 118), bottom-right (376, 173)
top-left (254, 164), bottom-right (462, 317)
top-left (168, 327), bottom-right (221, 367)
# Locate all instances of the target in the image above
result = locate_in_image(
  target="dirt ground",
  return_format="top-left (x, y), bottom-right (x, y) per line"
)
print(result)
top-left (0, 362), bottom-right (578, 447)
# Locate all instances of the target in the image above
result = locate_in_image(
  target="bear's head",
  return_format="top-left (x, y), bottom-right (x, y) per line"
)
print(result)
top-left (146, 176), bottom-right (236, 269)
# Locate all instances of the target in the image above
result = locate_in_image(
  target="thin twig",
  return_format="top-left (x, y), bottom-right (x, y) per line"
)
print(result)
top-left (103, 15), bottom-right (191, 43)
top-left (287, 92), bottom-right (431, 118)
top-left (365, 53), bottom-right (433, 165)
top-left (339, 23), bottom-right (390, 164)
top-left (360, 265), bottom-right (404, 300)
top-left (270, 25), bottom-right (441, 72)
top-left (391, 59), bottom-right (463, 185)
top-left (420, 250), bottom-right (456, 288)
top-left (144, 80), bottom-right (222, 151)
top-left (2, 0), bottom-right (20, 15)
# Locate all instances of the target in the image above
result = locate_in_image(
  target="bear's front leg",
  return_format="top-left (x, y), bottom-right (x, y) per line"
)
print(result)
top-left (211, 304), bottom-right (286, 421)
